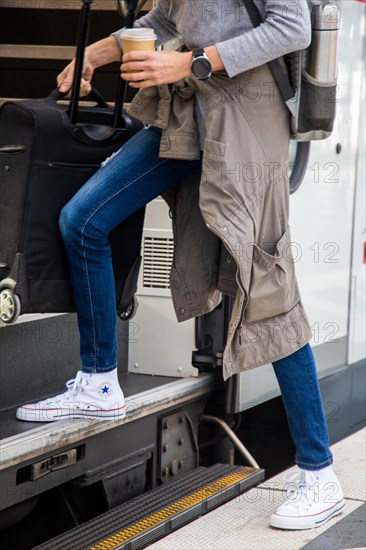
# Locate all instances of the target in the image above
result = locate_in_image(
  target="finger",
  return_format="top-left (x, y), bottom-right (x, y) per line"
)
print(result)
top-left (59, 77), bottom-right (90, 97)
top-left (121, 61), bottom-right (150, 75)
top-left (57, 62), bottom-right (74, 92)
top-left (57, 72), bottom-right (67, 88)
top-left (56, 73), bottom-right (65, 87)
top-left (128, 79), bottom-right (156, 89)
top-left (122, 50), bottom-right (154, 63)
top-left (121, 70), bottom-right (151, 82)
top-left (59, 76), bottom-right (73, 93)
top-left (80, 79), bottom-right (92, 97)
top-left (59, 83), bottom-right (73, 94)
top-left (57, 66), bottom-right (70, 82)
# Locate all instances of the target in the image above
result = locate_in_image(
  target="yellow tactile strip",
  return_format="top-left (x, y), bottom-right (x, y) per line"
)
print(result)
top-left (90, 467), bottom-right (256, 550)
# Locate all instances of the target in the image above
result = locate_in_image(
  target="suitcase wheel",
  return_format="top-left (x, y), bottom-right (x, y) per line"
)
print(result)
top-left (0, 288), bottom-right (21, 324)
top-left (118, 295), bottom-right (139, 321)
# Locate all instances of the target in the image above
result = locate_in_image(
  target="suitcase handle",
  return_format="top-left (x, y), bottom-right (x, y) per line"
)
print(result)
top-left (113, 0), bottom-right (140, 127)
top-left (49, 87), bottom-right (109, 109)
top-left (69, 0), bottom-right (138, 127)
top-left (69, 0), bottom-right (94, 124)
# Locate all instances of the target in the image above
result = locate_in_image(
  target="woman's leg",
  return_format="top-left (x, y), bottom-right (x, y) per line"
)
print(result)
top-left (272, 343), bottom-right (333, 470)
top-left (270, 343), bottom-right (345, 529)
top-left (16, 126), bottom-right (201, 421)
top-left (59, 126), bottom-right (201, 375)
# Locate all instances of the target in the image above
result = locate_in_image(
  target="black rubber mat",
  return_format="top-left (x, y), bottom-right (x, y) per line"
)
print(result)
top-left (33, 464), bottom-right (264, 550)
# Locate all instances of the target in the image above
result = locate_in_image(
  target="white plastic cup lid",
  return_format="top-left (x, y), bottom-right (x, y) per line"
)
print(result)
top-left (121, 28), bottom-right (156, 40)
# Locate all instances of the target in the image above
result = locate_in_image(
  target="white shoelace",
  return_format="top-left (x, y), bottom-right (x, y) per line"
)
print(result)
top-left (65, 371), bottom-right (89, 397)
top-left (282, 467), bottom-right (319, 510)
top-left (39, 371), bottom-right (89, 405)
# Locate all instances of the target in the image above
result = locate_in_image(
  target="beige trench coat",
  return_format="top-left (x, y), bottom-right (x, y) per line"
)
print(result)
top-left (127, 63), bottom-right (312, 380)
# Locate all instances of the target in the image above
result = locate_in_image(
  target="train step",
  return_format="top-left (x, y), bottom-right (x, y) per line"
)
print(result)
top-left (33, 463), bottom-right (264, 550)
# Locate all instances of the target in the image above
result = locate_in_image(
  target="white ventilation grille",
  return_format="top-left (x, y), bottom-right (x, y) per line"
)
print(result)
top-left (142, 235), bottom-right (174, 290)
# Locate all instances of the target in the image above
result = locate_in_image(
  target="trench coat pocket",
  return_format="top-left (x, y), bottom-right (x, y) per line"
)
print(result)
top-left (203, 138), bottom-right (227, 160)
top-left (244, 226), bottom-right (301, 323)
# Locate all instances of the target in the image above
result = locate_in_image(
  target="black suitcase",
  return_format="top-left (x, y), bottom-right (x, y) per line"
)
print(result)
top-left (0, 0), bottom-right (144, 324)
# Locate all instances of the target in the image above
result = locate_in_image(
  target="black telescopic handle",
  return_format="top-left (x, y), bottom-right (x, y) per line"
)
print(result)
top-left (113, 7), bottom-right (136, 128)
top-left (69, 0), bottom-right (94, 125)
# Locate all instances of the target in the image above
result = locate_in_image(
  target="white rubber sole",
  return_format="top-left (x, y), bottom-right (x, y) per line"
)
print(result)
top-left (16, 405), bottom-right (126, 422)
top-left (270, 499), bottom-right (346, 530)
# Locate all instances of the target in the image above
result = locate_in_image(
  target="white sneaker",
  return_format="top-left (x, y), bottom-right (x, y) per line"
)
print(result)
top-left (270, 465), bottom-right (345, 530)
top-left (16, 370), bottom-right (126, 422)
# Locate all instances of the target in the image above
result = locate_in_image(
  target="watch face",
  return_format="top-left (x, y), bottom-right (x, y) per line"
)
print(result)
top-left (192, 58), bottom-right (211, 80)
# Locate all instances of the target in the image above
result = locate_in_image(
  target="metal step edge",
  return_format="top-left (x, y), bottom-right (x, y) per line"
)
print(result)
top-left (33, 464), bottom-right (265, 550)
top-left (0, 373), bottom-right (219, 471)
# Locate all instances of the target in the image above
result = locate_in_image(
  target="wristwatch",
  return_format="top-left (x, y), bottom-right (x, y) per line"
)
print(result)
top-left (191, 48), bottom-right (213, 80)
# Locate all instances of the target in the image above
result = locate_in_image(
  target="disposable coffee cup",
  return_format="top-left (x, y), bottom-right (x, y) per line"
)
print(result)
top-left (121, 28), bottom-right (157, 57)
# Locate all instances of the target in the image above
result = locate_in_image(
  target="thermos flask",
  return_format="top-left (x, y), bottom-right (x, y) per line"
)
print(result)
top-left (307, 3), bottom-right (340, 82)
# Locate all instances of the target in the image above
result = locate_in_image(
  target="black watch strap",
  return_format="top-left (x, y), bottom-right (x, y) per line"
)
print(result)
top-left (192, 48), bottom-right (206, 59)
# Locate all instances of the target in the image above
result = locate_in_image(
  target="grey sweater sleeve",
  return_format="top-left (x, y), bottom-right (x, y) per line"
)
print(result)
top-left (111, 0), bottom-right (180, 51)
top-left (111, 0), bottom-right (312, 77)
top-left (216, 0), bottom-right (312, 77)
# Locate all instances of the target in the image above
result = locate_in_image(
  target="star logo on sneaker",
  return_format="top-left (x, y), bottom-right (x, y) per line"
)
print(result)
top-left (98, 383), bottom-right (112, 398)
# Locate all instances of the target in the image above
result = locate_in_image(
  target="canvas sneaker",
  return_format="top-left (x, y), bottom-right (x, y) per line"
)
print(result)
top-left (16, 369), bottom-right (126, 422)
top-left (270, 465), bottom-right (345, 530)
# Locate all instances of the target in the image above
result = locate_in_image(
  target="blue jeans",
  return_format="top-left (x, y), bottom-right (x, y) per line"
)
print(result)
top-left (59, 126), bottom-right (332, 471)
top-left (273, 344), bottom-right (333, 470)
top-left (59, 126), bottom-right (201, 373)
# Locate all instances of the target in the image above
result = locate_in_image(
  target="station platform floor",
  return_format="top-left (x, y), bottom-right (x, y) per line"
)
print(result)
top-left (146, 427), bottom-right (366, 550)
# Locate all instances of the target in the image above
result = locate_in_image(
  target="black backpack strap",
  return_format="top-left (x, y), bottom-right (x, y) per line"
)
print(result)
top-left (242, 0), bottom-right (295, 101)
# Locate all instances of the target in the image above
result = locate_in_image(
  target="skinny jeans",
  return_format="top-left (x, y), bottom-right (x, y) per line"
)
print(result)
top-left (59, 126), bottom-right (333, 471)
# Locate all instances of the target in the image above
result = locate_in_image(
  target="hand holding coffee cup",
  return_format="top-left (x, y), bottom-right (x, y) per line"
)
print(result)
top-left (121, 28), bottom-right (195, 89)
top-left (121, 28), bottom-right (157, 74)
